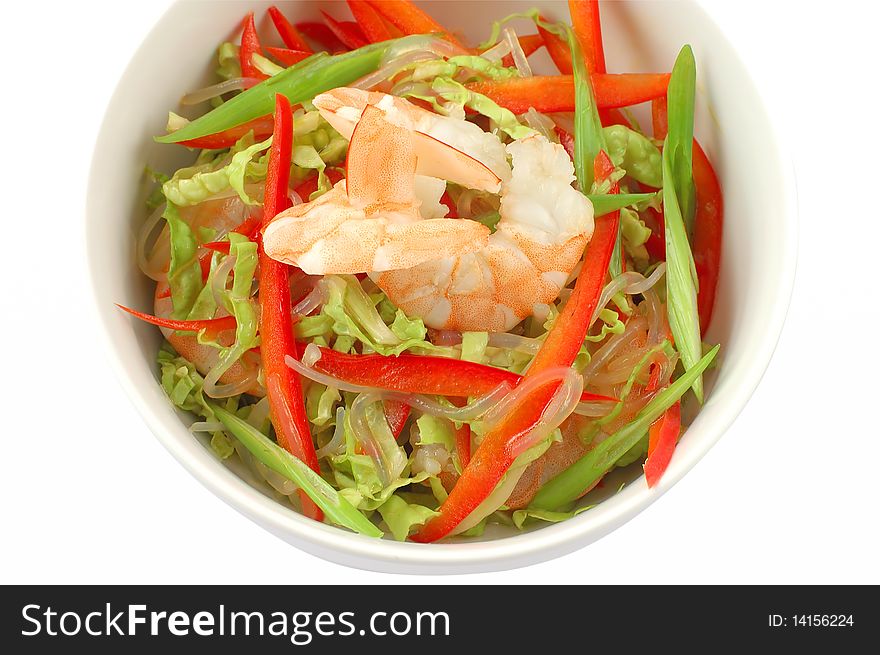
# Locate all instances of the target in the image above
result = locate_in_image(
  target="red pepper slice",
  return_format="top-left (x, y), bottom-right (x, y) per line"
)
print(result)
top-left (599, 107), bottom-right (632, 128)
top-left (296, 22), bottom-right (349, 53)
top-left (466, 73), bottom-right (670, 114)
top-left (265, 46), bottom-right (312, 67)
top-left (383, 400), bottom-right (411, 439)
top-left (347, 0), bottom-right (395, 43)
top-left (309, 346), bottom-right (615, 404)
top-left (538, 22), bottom-right (573, 74)
top-left (439, 190), bottom-right (458, 217)
top-left (116, 305), bottom-right (237, 340)
top-left (569, 0), bottom-right (606, 74)
top-left (240, 13), bottom-right (268, 80)
top-left (413, 152), bottom-right (621, 542)
top-left (292, 167), bottom-right (345, 201)
top-left (644, 401), bottom-right (681, 487)
top-left (178, 115), bottom-right (275, 150)
top-left (455, 422), bottom-right (472, 469)
top-left (259, 94), bottom-right (322, 521)
top-left (268, 5), bottom-right (312, 52)
top-left (692, 141), bottom-right (723, 334)
top-left (501, 33), bottom-right (545, 68)
top-left (202, 214), bottom-right (262, 255)
top-left (364, 0), bottom-right (465, 49)
top-left (652, 95), bottom-right (669, 140)
top-left (321, 11), bottom-right (368, 49)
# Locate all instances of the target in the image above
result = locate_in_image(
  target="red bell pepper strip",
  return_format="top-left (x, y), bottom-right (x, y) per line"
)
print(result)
top-left (501, 33), bottom-right (545, 69)
top-left (293, 167), bottom-right (345, 201)
top-left (348, 0), bottom-right (395, 43)
top-left (202, 214), bottom-right (263, 255)
top-left (116, 305), bottom-right (236, 341)
top-left (413, 152), bottom-right (620, 542)
top-left (265, 46), bottom-right (312, 67)
top-left (383, 400), bottom-right (411, 439)
top-left (569, 0), bottom-right (606, 74)
top-left (643, 400), bottom-right (681, 487)
top-left (652, 95), bottom-right (669, 140)
top-left (309, 346), bottom-right (615, 404)
top-left (599, 107), bottom-right (632, 128)
top-left (364, 0), bottom-right (465, 50)
top-left (322, 11), bottom-right (368, 50)
top-left (455, 422), bottom-right (472, 469)
top-left (259, 94), bottom-right (323, 521)
top-left (651, 100), bottom-right (723, 334)
top-left (692, 141), bottom-right (723, 334)
top-left (556, 126), bottom-right (575, 160)
top-left (439, 190), bottom-right (458, 217)
top-left (466, 73), bottom-right (670, 114)
top-left (538, 23), bottom-right (573, 74)
top-left (296, 22), bottom-right (348, 53)
top-left (178, 114), bottom-right (275, 150)
top-left (202, 241), bottom-right (231, 256)
top-left (240, 13), bottom-right (268, 80)
top-left (268, 5), bottom-right (312, 52)
top-left (518, 33), bottom-right (546, 56)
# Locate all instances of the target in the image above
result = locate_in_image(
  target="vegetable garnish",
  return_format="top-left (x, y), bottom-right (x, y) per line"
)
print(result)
top-left (692, 141), bottom-right (724, 334)
top-left (531, 345), bottom-right (719, 510)
top-left (569, 0), bottom-right (606, 74)
top-left (258, 94), bottom-right (323, 521)
top-left (347, 0), bottom-right (396, 44)
top-left (240, 13), bottom-right (268, 81)
top-left (662, 48), bottom-right (705, 402)
top-left (133, 1), bottom-right (722, 541)
top-left (268, 5), bottom-right (311, 52)
top-left (304, 346), bottom-right (615, 404)
top-left (116, 305), bottom-right (236, 341)
top-left (643, 400), bottom-right (682, 487)
top-left (363, 0), bottom-right (465, 49)
top-left (156, 38), bottom-right (422, 144)
top-left (211, 404), bottom-right (382, 537)
top-left (665, 45), bottom-right (697, 233)
top-left (465, 73), bottom-right (670, 115)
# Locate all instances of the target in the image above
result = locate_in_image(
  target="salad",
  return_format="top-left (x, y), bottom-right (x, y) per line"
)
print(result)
top-left (121, 1), bottom-right (723, 542)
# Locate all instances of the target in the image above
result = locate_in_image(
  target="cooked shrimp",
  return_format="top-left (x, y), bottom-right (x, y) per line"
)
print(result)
top-left (313, 87), bottom-right (511, 190)
top-left (265, 89), bottom-right (594, 332)
top-left (375, 132), bottom-right (595, 332)
top-left (262, 104), bottom-right (494, 274)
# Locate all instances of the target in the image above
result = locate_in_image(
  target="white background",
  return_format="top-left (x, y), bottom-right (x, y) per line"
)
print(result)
top-left (2, 0), bottom-right (878, 585)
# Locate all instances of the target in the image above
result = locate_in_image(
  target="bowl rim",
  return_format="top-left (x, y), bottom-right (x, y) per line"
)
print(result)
top-left (85, 0), bottom-right (798, 574)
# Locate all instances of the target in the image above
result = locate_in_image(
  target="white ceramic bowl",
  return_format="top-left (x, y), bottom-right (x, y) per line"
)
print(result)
top-left (87, 0), bottom-right (796, 573)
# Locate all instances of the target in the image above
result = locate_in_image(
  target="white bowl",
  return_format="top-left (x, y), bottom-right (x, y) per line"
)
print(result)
top-left (87, 0), bottom-right (796, 573)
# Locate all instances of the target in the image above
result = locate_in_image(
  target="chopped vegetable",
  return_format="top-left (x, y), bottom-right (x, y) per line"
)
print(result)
top-left (307, 346), bottom-right (614, 404)
top-left (258, 94), bottom-right (323, 520)
top-left (665, 45), bottom-right (697, 232)
top-left (692, 141), bottom-right (723, 334)
top-left (465, 73), bottom-right (670, 114)
top-left (644, 401), bottom-right (681, 487)
top-left (239, 13), bottom-right (268, 80)
top-left (322, 11), bottom-right (368, 50)
top-left (211, 404), bottom-right (381, 537)
top-left (156, 39), bottom-right (418, 144)
top-left (268, 5), bottom-right (311, 51)
top-left (569, 0), bottom-right (606, 74)
top-left (530, 345), bottom-right (719, 510)
top-left (364, 0), bottom-right (465, 49)
top-left (348, 0), bottom-right (395, 43)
